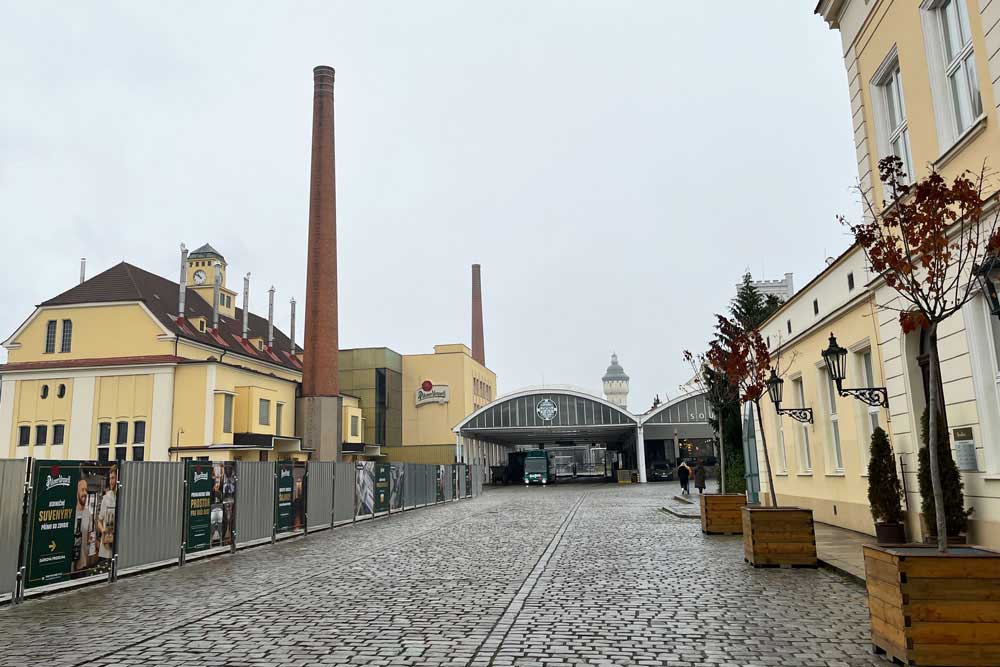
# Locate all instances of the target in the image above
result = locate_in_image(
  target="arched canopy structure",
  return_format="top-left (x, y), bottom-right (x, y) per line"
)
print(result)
top-left (453, 386), bottom-right (715, 484)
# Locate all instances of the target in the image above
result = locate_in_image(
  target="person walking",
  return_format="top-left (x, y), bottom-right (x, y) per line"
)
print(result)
top-left (694, 460), bottom-right (707, 494)
top-left (676, 461), bottom-right (691, 495)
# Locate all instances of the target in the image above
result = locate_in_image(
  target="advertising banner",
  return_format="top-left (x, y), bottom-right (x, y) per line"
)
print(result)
top-left (275, 462), bottom-right (304, 534)
top-left (436, 465), bottom-right (445, 502)
top-left (390, 464), bottom-right (404, 511)
top-left (374, 463), bottom-right (391, 513)
top-left (185, 461), bottom-right (236, 554)
top-left (27, 460), bottom-right (119, 589)
top-left (355, 462), bottom-right (374, 516)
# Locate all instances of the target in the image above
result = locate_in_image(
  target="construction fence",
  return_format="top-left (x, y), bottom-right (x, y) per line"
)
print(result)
top-left (0, 458), bottom-right (482, 603)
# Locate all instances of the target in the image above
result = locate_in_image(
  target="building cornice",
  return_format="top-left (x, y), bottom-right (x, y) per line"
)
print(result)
top-left (815, 0), bottom-right (847, 28)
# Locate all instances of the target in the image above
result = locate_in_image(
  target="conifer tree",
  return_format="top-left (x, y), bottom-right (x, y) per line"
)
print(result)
top-left (867, 427), bottom-right (903, 525)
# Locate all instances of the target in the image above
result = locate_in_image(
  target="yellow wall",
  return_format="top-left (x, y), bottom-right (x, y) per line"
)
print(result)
top-left (381, 444), bottom-right (455, 465)
top-left (7, 303), bottom-right (173, 363)
top-left (8, 378), bottom-right (73, 458)
top-left (856, 0), bottom-right (999, 206)
top-left (402, 345), bottom-right (496, 447)
top-left (91, 374), bottom-right (154, 460)
top-left (759, 297), bottom-right (887, 535)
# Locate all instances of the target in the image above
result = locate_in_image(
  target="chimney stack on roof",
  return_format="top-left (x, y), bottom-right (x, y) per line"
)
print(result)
top-left (242, 272), bottom-right (251, 340)
top-left (289, 297), bottom-right (297, 355)
top-left (212, 261), bottom-right (222, 330)
top-left (267, 286), bottom-right (275, 349)
top-left (79, 258), bottom-right (86, 285)
top-left (301, 65), bottom-right (340, 396)
top-left (471, 263), bottom-right (485, 366)
top-left (177, 244), bottom-right (188, 320)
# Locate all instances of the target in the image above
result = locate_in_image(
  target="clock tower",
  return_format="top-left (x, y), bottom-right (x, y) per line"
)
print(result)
top-left (186, 243), bottom-right (237, 320)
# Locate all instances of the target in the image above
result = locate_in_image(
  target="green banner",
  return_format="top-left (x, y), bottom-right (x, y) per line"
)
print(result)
top-left (374, 463), bottom-right (390, 513)
top-left (275, 462), bottom-right (294, 533)
top-left (185, 461), bottom-right (236, 553)
top-left (27, 460), bottom-right (119, 589)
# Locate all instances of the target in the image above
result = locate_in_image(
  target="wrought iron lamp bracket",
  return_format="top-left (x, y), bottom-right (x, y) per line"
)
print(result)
top-left (837, 386), bottom-right (889, 408)
top-left (776, 407), bottom-right (813, 424)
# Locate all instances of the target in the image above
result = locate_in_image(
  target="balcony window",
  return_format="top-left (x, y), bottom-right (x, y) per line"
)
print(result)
top-left (223, 395), bottom-right (233, 434)
top-left (98, 422), bottom-right (111, 445)
top-left (276, 403), bottom-right (284, 436)
top-left (351, 415), bottom-right (359, 438)
top-left (53, 424), bottom-right (65, 445)
top-left (35, 425), bottom-right (47, 447)
top-left (259, 399), bottom-right (270, 426)
top-left (116, 421), bottom-right (128, 445)
top-left (18, 426), bottom-right (30, 447)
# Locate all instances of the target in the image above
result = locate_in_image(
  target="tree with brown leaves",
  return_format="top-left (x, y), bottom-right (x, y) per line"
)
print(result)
top-left (841, 155), bottom-right (999, 552)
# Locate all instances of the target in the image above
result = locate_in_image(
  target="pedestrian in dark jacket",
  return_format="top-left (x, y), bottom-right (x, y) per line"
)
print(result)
top-left (677, 462), bottom-right (691, 495)
top-left (695, 461), bottom-right (707, 494)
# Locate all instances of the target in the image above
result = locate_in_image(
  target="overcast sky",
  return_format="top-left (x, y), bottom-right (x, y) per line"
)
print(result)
top-left (1, 1), bottom-right (859, 412)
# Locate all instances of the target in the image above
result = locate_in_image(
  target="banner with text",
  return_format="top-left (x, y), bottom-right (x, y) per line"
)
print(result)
top-left (27, 460), bottom-right (119, 589)
top-left (185, 461), bottom-right (236, 554)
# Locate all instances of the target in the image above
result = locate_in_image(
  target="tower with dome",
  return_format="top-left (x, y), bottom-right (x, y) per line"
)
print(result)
top-left (602, 353), bottom-right (629, 409)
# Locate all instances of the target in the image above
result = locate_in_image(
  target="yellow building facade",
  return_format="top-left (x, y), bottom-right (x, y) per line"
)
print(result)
top-left (389, 344), bottom-right (497, 465)
top-left (756, 0), bottom-right (1000, 546)
top-left (1, 246), bottom-right (496, 466)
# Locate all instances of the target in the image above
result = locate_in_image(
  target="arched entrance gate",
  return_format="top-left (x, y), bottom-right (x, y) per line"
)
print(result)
top-left (453, 387), bottom-right (713, 484)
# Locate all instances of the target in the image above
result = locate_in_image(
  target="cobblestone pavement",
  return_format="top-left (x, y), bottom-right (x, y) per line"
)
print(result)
top-left (0, 484), bottom-right (884, 667)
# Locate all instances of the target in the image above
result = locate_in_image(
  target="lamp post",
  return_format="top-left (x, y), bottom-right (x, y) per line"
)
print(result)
top-left (765, 368), bottom-right (813, 423)
top-left (821, 333), bottom-right (889, 407)
top-left (975, 257), bottom-right (1000, 319)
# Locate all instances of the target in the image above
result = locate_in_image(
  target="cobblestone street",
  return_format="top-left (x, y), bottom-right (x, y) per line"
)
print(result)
top-left (0, 484), bottom-right (883, 667)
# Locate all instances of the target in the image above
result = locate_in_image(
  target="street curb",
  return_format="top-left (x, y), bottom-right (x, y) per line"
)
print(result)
top-left (817, 558), bottom-right (866, 586)
top-left (659, 507), bottom-right (699, 520)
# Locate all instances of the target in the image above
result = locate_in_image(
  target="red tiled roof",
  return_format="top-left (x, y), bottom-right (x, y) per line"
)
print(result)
top-left (38, 262), bottom-right (304, 372)
top-left (0, 355), bottom-right (186, 372)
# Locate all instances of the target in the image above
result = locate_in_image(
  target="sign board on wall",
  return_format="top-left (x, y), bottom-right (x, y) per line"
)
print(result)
top-left (374, 463), bottom-right (391, 513)
top-left (415, 379), bottom-right (449, 406)
top-left (953, 428), bottom-right (978, 471)
top-left (275, 462), bottom-right (305, 534)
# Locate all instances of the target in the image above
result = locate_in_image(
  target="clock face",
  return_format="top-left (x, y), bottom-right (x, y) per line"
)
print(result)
top-left (193, 269), bottom-right (207, 285)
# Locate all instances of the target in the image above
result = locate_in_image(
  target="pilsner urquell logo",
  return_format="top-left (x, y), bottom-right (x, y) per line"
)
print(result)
top-left (280, 468), bottom-right (291, 478)
top-left (45, 465), bottom-right (71, 491)
top-left (192, 469), bottom-right (209, 483)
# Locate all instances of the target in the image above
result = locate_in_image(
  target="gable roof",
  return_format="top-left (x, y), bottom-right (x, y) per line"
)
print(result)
top-left (40, 262), bottom-right (303, 372)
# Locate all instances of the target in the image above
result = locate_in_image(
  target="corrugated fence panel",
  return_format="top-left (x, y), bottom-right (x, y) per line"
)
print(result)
top-left (0, 459), bottom-right (27, 598)
top-left (443, 466), bottom-right (453, 501)
top-left (458, 464), bottom-right (467, 497)
top-left (236, 461), bottom-right (274, 545)
top-left (119, 461), bottom-right (184, 571)
top-left (333, 463), bottom-right (355, 524)
top-left (307, 461), bottom-right (335, 531)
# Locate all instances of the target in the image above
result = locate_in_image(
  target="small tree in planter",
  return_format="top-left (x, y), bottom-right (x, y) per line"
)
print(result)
top-left (917, 410), bottom-right (972, 542)
top-left (866, 426), bottom-right (905, 543)
top-left (711, 317), bottom-right (816, 567)
top-left (843, 157), bottom-right (1000, 666)
top-left (684, 350), bottom-right (746, 534)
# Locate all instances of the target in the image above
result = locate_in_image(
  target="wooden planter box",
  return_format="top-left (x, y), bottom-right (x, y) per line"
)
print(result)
top-left (742, 506), bottom-right (817, 568)
top-left (700, 493), bottom-right (746, 534)
top-left (864, 544), bottom-right (1000, 666)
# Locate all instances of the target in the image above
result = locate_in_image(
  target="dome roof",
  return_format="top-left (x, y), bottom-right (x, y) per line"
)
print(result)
top-left (602, 353), bottom-right (629, 382)
top-left (189, 243), bottom-right (225, 262)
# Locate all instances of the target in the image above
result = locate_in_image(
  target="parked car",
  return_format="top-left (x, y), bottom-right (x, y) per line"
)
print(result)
top-left (650, 463), bottom-right (673, 482)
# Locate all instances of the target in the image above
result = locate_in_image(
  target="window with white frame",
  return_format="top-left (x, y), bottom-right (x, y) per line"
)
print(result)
top-left (793, 377), bottom-right (812, 472)
top-left (823, 368), bottom-right (845, 471)
top-left (773, 410), bottom-right (788, 474)
top-left (922, 0), bottom-right (983, 146)
top-left (872, 53), bottom-right (915, 183)
top-left (862, 350), bottom-right (881, 444)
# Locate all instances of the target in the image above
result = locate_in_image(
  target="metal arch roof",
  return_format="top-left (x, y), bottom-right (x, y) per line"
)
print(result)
top-left (638, 389), bottom-right (713, 426)
top-left (453, 385), bottom-right (639, 434)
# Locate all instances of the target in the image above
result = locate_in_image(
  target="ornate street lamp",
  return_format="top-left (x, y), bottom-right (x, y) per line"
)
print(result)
top-left (974, 256), bottom-right (1000, 319)
top-left (822, 332), bottom-right (889, 408)
top-left (766, 368), bottom-right (813, 424)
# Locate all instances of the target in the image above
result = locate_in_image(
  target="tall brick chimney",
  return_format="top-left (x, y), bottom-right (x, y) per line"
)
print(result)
top-left (302, 65), bottom-right (339, 397)
top-left (471, 264), bottom-right (485, 366)
top-left (297, 65), bottom-right (343, 462)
